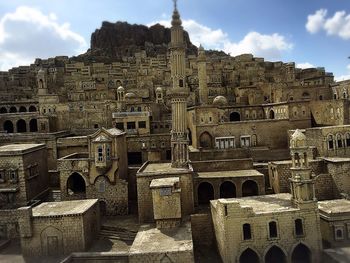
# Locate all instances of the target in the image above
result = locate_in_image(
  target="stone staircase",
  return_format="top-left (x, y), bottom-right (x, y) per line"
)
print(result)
top-left (99, 225), bottom-right (137, 245)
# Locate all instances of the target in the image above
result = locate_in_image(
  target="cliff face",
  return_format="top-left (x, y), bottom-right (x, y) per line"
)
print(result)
top-left (80, 21), bottom-right (197, 61)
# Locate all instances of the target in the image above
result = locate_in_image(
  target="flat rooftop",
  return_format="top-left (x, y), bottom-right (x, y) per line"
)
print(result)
top-left (322, 157), bottom-right (350, 163)
top-left (318, 199), bottom-right (350, 216)
top-left (130, 222), bottom-right (193, 255)
top-left (150, 177), bottom-right (179, 188)
top-left (197, 169), bottom-right (263, 178)
top-left (139, 162), bottom-right (190, 175)
top-left (213, 193), bottom-right (298, 214)
top-left (0, 143), bottom-right (45, 156)
top-left (33, 199), bottom-right (98, 217)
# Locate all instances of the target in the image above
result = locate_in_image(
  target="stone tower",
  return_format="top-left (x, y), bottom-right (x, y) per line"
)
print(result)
top-left (169, 0), bottom-right (189, 168)
top-left (289, 129), bottom-right (317, 208)
top-left (198, 45), bottom-right (208, 105)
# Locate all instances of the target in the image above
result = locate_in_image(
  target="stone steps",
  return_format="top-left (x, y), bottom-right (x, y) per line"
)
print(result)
top-left (98, 225), bottom-right (137, 243)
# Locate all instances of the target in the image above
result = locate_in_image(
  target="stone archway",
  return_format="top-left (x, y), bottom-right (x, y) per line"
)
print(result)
top-left (291, 243), bottom-right (311, 263)
top-left (197, 182), bottom-right (214, 205)
top-left (265, 246), bottom-right (286, 263)
top-left (67, 172), bottom-right (86, 198)
top-left (239, 248), bottom-right (260, 263)
top-left (16, 119), bottom-right (27, 133)
top-left (29, 119), bottom-right (38, 132)
top-left (19, 106), bottom-right (27, 112)
top-left (220, 181), bottom-right (236, 198)
top-left (0, 107), bottom-right (7, 114)
top-left (242, 180), bottom-right (259, 197)
top-left (3, 120), bottom-right (14, 133)
top-left (29, 105), bottom-right (37, 112)
top-left (199, 132), bottom-right (213, 148)
top-left (269, 109), bottom-right (275, 119)
top-left (9, 106), bottom-right (17, 113)
top-left (230, 112), bottom-right (241, 122)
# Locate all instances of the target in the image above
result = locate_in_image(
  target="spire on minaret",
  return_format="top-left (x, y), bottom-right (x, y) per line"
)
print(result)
top-left (169, 0), bottom-right (189, 168)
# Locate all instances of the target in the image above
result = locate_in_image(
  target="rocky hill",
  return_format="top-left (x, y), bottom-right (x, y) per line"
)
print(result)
top-left (75, 21), bottom-right (198, 62)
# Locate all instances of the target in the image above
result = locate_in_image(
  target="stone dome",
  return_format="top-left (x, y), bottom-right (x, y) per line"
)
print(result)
top-left (125, 92), bottom-right (136, 99)
top-left (155, 87), bottom-right (163, 93)
top-left (117, 86), bottom-right (124, 92)
top-left (212, 96), bottom-right (228, 106)
top-left (290, 129), bottom-right (306, 147)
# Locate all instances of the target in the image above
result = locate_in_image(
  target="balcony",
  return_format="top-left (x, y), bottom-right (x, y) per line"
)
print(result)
top-left (112, 111), bottom-right (150, 118)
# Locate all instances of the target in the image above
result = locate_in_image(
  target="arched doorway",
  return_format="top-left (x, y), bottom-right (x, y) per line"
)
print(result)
top-left (220, 181), bottom-right (236, 198)
top-left (240, 248), bottom-right (260, 263)
top-left (29, 119), bottom-right (38, 132)
top-left (9, 106), bottom-right (17, 113)
top-left (230, 112), bottom-right (241, 122)
top-left (19, 106), bottom-right (27, 112)
top-left (197, 182), bottom-right (214, 205)
top-left (67, 173), bottom-right (86, 198)
top-left (99, 200), bottom-right (107, 216)
top-left (0, 107), bottom-right (7, 114)
top-left (16, 119), bottom-right (26, 133)
top-left (242, 180), bottom-right (259, 197)
top-left (265, 246), bottom-right (286, 263)
top-left (292, 243), bottom-right (311, 263)
top-left (199, 132), bottom-right (213, 148)
top-left (269, 110), bottom-right (275, 119)
top-left (3, 120), bottom-right (14, 133)
top-left (29, 105), bottom-right (36, 112)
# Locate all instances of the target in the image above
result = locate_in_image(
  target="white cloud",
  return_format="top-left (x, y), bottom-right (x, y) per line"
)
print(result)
top-left (296, 62), bottom-right (315, 69)
top-left (149, 19), bottom-right (292, 60)
top-left (0, 6), bottom-right (87, 71)
top-left (306, 9), bottom-right (327, 34)
top-left (335, 64), bottom-right (350, 82)
top-left (306, 9), bottom-right (350, 39)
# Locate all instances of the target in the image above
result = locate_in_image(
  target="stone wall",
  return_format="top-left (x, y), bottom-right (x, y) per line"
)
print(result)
top-left (191, 213), bottom-right (215, 247)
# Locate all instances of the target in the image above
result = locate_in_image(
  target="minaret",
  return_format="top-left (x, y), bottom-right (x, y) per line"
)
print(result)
top-left (198, 45), bottom-right (208, 105)
top-left (170, 0), bottom-right (189, 168)
top-left (289, 129), bottom-right (317, 208)
top-left (37, 68), bottom-right (48, 96)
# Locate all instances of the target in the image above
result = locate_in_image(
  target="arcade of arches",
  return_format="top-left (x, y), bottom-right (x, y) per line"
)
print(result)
top-left (2, 119), bottom-right (39, 133)
top-left (196, 179), bottom-right (260, 205)
top-left (0, 105), bottom-right (37, 114)
top-left (238, 243), bottom-right (312, 263)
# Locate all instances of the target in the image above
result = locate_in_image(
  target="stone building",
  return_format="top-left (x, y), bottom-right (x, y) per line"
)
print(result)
top-left (211, 130), bottom-right (323, 263)
top-left (20, 199), bottom-right (100, 257)
top-left (58, 128), bottom-right (128, 215)
top-left (0, 144), bottom-right (49, 209)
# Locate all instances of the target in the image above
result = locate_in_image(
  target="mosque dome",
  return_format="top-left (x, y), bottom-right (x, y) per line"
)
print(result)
top-left (155, 87), bottom-right (163, 93)
top-left (212, 96), bottom-right (228, 106)
top-left (125, 92), bottom-right (136, 99)
top-left (117, 86), bottom-right (125, 92)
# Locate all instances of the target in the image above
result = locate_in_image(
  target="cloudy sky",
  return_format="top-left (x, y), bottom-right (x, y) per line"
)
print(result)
top-left (0, 0), bottom-right (349, 80)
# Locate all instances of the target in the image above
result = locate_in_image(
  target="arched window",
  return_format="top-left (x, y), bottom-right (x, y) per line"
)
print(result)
top-left (29, 119), bottom-right (38, 132)
top-left (336, 229), bottom-right (343, 239)
top-left (269, 221), bottom-right (278, 238)
top-left (9, 106), bottom-right (17, 113)
top-left (295, 219), bottom-right (304, 236)
top-left (239, 248), bottom-right (260, 263)
top-left (19, 106), bottom-right (27, 112)
top-left (28, 105), bottom-right (36, 112)
top-left (243, 223), bottom-right (252, 240)
top-left (336, 134), bottom-right (343, 148)
top-left (328, 134), bottom-right (334, 150)
top-left (0, 107), bottom-right (7, 114)
top-left (345, 133), bottom-right (350, 147)
top-left (269, 109), bottom-right (275, 119)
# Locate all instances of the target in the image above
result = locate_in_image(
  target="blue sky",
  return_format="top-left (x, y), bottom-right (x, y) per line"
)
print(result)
top-left (0, 0), bottom-right (349, 80)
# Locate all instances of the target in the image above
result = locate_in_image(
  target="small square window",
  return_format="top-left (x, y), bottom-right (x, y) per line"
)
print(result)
top-left (335, 226), bottom-right (345, 241)
top-left (139, 121), bottom-right (146, 129)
